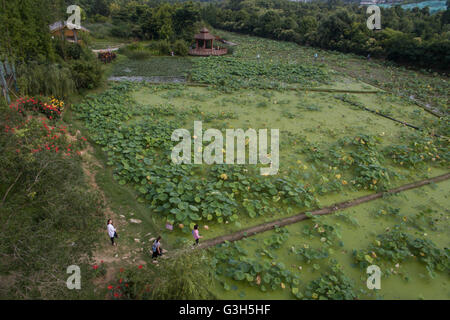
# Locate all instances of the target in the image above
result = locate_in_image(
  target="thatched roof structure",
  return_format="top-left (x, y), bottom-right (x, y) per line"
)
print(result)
top-left (194, 28), bottom-right (215, 40)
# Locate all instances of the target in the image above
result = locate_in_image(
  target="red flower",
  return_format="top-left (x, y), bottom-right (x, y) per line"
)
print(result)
top-left (138, 265), bottom-right (143, 269)
top-left (119, 278), bottom-right (123, 284)
top-left (107, 285), bottom-right (113, 290)
top-left (114, 293), bottom-right (119, 298)
top-left (100, 260), bottom-right (104, 264)
top-left (93, 265), bottom-right (98, 270)
top-left (119, 268), bottom-right (124, 273)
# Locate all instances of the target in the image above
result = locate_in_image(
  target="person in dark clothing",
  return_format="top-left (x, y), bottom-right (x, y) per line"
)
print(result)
top-left (152, 236), bottom-right (162, 259)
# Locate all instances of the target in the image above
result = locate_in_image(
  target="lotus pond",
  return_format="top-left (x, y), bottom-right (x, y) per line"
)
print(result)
top-left (74, 29), bottom-right (449, 299)
top-left (74, 79), bottom-right (449, 299)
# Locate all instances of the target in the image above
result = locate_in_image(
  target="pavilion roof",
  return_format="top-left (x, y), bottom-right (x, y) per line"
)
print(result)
top-left (49, 21), bottom-right (90, 33)
top-left (194, 28), bottom-right (215, 40)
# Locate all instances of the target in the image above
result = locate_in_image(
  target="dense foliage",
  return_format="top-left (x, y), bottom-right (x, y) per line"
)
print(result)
top-left (100, 0), bottom-right (201, 43)
top-left (106, 250), bottom-right (215, 300)
top-left (202, 0), bottom-right (450, 70)
top-left (1, 1), bottom-right (103, 97)
top-left (0, 102), bottom-right (103, 299)
top-left (353, 229), bottom-right (449, 278)
top-left (191, 56), bottom-right (330, 89)
top-left (211, 240), bottom-right (301, 296)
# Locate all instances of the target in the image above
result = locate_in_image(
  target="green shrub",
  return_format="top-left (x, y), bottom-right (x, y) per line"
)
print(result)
top-left (53, 40), bottom-right (83, 60)
top-left (157, 40), bottom-right (171, 56)
top-left (126, 50), bottom-right (152, 60)
top-left (146, 41), bottom-right (160, 51)
top-left (107, 249), bottom-right (215, 300)
top-left (66, 43), bottom-right (83, 60)
top-left (226, 45), bottom-right (235, 55)
top-left (69, 59), bottom-right (102, 90)
top-left (119, 43), bottom-right (152, 60)
top-left (173, 40), bottom-right (189, 56)
top-left (17, 62), bottom-right (76, 98)
top-left (110, 23), bottom-right (133, 38)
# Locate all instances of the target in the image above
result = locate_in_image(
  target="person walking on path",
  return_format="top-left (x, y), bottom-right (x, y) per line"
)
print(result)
top-left (152, 236), bottom-right (162, 259)
top-left (107, 219), bottom-right (118, 246)
top-left (192, 224), bottom-right (203, 246)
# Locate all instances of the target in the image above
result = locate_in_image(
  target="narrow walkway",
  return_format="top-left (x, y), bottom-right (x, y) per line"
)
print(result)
top-left (197, 173), bottom-right (450, 249)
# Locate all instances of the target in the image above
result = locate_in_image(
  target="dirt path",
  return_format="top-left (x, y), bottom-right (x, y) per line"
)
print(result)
top-left (68, 130), bottom-right (147, 287)
top-left (197, 172), bottom-right (450, 249)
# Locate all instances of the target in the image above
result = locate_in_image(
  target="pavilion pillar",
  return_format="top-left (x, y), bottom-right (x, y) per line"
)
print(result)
top-left (203, 40), bottom-right (206, 49)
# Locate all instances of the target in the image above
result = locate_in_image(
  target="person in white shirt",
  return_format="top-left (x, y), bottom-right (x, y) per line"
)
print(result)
top-left (107, 219), bottom-right (118, 246)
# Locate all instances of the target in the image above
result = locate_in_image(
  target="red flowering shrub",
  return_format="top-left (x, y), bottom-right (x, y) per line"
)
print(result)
top-left (93, 261), bottom-right (107, 277)
top-left (107, 264), bottom-right (151, 300)
top-left (9, 96), bottom-right (63, 120)
top-left (4, 98), bottom-right (87, 158)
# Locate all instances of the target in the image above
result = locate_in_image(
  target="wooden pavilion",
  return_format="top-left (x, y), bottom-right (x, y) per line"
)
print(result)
top-left (49, 21), bottom-right (90, 44)
top-left (189, 28), bottom-right (227, 56)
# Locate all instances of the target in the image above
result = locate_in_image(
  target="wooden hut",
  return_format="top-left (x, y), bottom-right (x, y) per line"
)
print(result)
top-left (49, 21), bottom-right (90, 43)
top-left (189, 28), bottom-right (227, 56)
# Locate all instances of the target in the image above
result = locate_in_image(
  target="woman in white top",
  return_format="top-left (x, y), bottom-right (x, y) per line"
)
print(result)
top-left (107, 219), bottom-right (117, 246)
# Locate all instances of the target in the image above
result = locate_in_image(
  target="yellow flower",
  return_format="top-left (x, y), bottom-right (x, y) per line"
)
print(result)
top-left (335, 174), bottom-right (341, 179)
top-left (312, 293), bottom-right (318, 299)
top-left (342, 180), bottom-right (348, 185)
